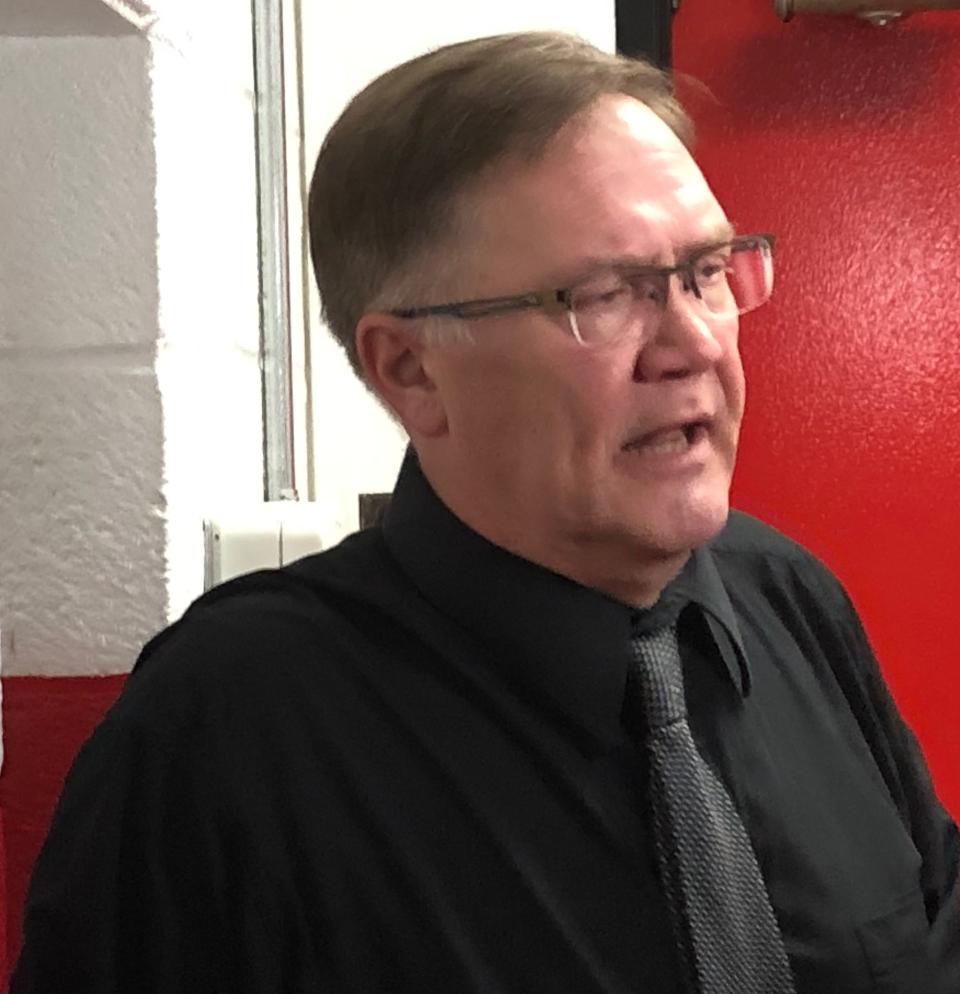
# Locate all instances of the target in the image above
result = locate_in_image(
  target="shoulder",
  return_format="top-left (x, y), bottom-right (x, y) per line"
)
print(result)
top-left (712, 508), bottom-right (816, 564)
top-left (709, 509), bottom-right (853, 619)
top-left (709, 513), bottom-right (890, 745)
top-left (110, 527), bottom-right (398, 734)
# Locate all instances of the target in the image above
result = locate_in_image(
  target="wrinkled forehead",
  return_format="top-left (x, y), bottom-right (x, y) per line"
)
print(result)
top-left (572, 96), bottom-right (693, 166)
top-left (462, 95), bottom-right (726, 273)
top-left (558, 95), bottom-right (724, 237)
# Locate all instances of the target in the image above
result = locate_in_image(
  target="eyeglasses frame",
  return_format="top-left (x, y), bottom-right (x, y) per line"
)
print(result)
top-left (387, 233), bottom-right (777, 333)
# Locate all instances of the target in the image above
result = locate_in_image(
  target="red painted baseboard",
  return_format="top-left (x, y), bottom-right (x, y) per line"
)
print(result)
top-left (0, 674), bottom-right (127, 979)
top-left (0, 807), bottom-right (7, 985)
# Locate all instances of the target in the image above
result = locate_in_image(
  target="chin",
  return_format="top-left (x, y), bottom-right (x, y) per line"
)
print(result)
top-left (642, 490), bottom-right (731, 557)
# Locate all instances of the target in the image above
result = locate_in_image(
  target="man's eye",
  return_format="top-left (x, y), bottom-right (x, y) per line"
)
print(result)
top-left (626, 273), bottom-right (666, 302)
top-left (695, 254), bottom-right (732, 283)
top-left (572, 281), bottom-right (630, 309)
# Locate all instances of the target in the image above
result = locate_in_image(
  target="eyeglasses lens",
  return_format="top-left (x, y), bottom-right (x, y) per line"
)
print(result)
top-left (570, 238), bottom-right (773, 346)
top-left (723, 239), bottom-right (774, 316)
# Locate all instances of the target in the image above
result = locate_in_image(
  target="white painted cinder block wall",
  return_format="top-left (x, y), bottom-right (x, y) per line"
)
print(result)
top-left (0, 0), bottom-right (612, 678)
top-left (1, 0), bottom-right (263, 676)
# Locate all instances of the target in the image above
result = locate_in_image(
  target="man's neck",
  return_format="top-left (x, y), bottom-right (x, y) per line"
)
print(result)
top-left (499, 533), bottom-right (691, 610)
top-left (419, 470), bottom-right (689, 610)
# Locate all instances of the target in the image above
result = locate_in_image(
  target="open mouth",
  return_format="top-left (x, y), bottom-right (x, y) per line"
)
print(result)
top-left (626, 420), bottom-right (710, 455)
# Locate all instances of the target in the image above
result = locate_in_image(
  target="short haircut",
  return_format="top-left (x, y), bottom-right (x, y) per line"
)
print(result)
top-left (308, 31), bottom-right (694, 376)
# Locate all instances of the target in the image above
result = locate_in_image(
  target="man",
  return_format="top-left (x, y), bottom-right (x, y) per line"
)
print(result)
top-left (12, 31), bottom-right (959, 994)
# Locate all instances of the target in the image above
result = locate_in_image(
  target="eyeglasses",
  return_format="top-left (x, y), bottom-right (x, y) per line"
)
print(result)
top-left (389, 233), bottom-right (776, 347)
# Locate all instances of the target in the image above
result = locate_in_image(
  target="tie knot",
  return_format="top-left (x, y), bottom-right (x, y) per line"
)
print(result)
top-left (629, 624), bottom-right (686, 730)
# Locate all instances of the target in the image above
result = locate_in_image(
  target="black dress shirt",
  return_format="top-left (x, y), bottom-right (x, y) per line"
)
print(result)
top-left (12, 451), bottom-right (959, 993)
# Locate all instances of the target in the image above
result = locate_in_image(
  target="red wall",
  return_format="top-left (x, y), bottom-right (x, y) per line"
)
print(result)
top-left (674, 1), bottom-right (960, 815)
top-left (1, 676), bottom-right (127, 976)
top-left (0, 808), bottom-right (6, 983)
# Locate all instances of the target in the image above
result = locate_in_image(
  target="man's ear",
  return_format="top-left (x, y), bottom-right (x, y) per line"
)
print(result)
top-left (355, 314), bottom-right (448, 438)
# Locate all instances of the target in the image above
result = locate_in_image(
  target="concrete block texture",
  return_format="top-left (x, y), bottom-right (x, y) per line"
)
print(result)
top-left (1, 0), bottom-right (141, 37)
top-left (0, 32), bottom-right (157, 353)
top-left (0, 2), bottom-right (270, 670)
top-left (0, 359), bottom-right (166, 675)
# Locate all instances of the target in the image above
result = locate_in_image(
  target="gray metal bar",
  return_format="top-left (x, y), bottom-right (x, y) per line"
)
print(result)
top-left (252, 0), bottom-right (298, 501)
top-left (777, 0), bottom-right (960, 17)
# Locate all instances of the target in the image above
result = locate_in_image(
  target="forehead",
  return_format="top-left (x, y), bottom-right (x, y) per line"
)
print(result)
top-left (463, 95), bottom-right (728, 282)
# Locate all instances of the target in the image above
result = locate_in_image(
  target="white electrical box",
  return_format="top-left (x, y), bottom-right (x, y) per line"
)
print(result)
top-left (203, 503), bottom-right (326, 590)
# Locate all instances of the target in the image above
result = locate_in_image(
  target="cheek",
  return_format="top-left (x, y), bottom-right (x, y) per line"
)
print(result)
top-left (440, 350), bottom-right (580, 456)
top-left (555, 357), bottom-right (630, 455)
top-left (437, 335), bottom-right (631, 480)
top-left (717, 333), bottom-right (746, 424)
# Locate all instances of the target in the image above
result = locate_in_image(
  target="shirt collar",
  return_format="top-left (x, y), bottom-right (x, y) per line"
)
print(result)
top-left (672, 533), bottom-right (752, 698)
top-left (382, 449), bottom-right (752, 752)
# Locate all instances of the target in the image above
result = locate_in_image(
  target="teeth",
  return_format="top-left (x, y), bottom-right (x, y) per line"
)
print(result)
top-left (640, 428), bottom-right (689, 455)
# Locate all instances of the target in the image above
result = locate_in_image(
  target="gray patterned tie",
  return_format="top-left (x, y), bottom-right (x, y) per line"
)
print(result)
top-left (629, 623), bottom-right (796, 994)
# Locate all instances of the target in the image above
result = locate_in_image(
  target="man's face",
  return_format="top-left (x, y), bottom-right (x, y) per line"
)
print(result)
top-left (420, 95), bottom-right (746, 583)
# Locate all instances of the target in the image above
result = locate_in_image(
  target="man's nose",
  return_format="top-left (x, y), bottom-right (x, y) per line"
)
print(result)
top-left (633, 275), bottom-right (728, 383)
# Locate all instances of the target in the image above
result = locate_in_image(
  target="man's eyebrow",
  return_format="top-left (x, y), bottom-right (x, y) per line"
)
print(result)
top-left (549, 223), bottom-right (739, 287)
top-left (684, 222), bottom-right (738, 255)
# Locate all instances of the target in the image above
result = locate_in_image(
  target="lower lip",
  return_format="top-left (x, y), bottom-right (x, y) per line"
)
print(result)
top-left (621, 424), bottom-right (712, 472)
